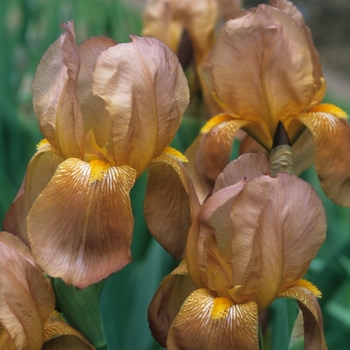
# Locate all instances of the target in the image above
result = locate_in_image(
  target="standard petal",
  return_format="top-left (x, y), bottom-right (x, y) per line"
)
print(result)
top-left (185, 115), bottom-right (248, 203)
top-left (27, 158), bottom-right (136, 288)
top-left (278, 281), bottom-right (327, 350)
top-left (77, 36), bottom-right (117, 158)
top-left (92, 35), bottom-right (189, 175)
top-left (186, 182), bottom-right (245, 289)
top-left (298, 111), bottom-right (350, 207)
top-left (0, 231), bottom-right (55, 350)
top-left (227, 173), bottom-right (326, 310)
top-left (167, 288), bottom-right (259, 350)
top-left (213, 153), bottom-right (271, 192)
top-left (32, 29), bottom-right (68, 146)
top-left (201, 4), bottom-right (317, 145)
top-left (144, 151), bottom-right (200, 259)
top-left (55, 21), bottom-right (84, 159)
top-left (3, 146), bottom-right (63, 245)
top-left (148, 260), bottom-right (196, 347)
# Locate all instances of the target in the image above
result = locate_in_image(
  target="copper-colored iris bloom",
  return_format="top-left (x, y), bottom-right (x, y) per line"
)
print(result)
top-left (0, 231), bottom-right (94, 350)
top-left (142, 0), bottom-right (242, 65)
top-left (148, 154), bottom-right (328, 350)
top-left (3, 22), bottom-right (189, 288)
top-left (188, 0), bottom-right (350, 206)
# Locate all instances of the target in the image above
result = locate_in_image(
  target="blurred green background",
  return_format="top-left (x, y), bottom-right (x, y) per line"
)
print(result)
top-left (0, 0), bottom-right (349, 349)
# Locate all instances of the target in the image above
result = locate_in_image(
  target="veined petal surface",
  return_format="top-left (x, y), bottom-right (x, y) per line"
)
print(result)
top-left (27, 158), bottom-right (136, 288)
top-left (144, 152), bottom-right (200, 259)
top-left (0, 232), bottom-right (55, 350)
top-left (298, 111), bottom-right (350, 207)
top-left (92, 35), bottom-right (189, 175)
top-left (167, 288), bottom-right (259, 350)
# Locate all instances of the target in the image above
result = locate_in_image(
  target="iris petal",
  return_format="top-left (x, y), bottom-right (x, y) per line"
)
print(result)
top-left (27, 158), bottom-right (136, 288)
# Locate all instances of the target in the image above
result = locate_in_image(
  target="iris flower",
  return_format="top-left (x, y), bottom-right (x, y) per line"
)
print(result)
top-left (0, 231), bottom-right (94, 349)
top-left (4, 22), bottom-right (189, 288)
top-left (187, 0), bottom-right (350, 206)
top-left (148, 154), bottom-right (327, 349)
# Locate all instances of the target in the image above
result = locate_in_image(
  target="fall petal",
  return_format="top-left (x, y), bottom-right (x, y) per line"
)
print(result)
top-left (278, 281), bottom-right (327, 350)
top-left (77, 36), bottom-right (117, 157)
top-left (201, 4), bottom-right (317, 142)
top-left (167, 288), bottom-right (259, 350)
top-left (27, 158), bottom-right (136, 288)
top-left (213, 153), bottom-right (271, 192)
top-left (0, 231), bottom-right (55, 350)
top-left (298, 111), bottom-right (350, 206)
top-left (43, 313), bottom-right (94, 349)
top-left (144, 151), bottom-right (200, 259)
top-left (92, 35), bottom-right (189, 174)
top-left (148, 260), bottom-right (196, 347)
top-left (185, 116), bottom-right (248, 203)
top-left (228, 173), bottom-right (326, 310)
top-left (239, 134), bottom-right (269, 159)
top-left (3, 146), bottom-right (63, 245)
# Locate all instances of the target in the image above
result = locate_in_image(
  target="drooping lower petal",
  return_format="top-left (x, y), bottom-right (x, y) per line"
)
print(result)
top-left (43, 312), bottom-right (94, 349)
top-left (3, 145), bottom-right (63, 245)
top-left (148, 260), bottom-right (196, 347)
top-left (0, 231), bottom-right (55, 350)
top-left (144, 150), bottom-right (200, 259)
top-left (278, 280), bottom-right (327, 350)
top-left (27, 158), bottom-right (136, 288)
top-left (167, 288), bottom-right (259, 350)
top-left (185, 115), bottom-right (248, 203)
top-left (298, 109), bottom-right (350, 207)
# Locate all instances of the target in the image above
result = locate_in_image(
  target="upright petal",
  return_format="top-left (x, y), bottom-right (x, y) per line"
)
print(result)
top-left (148, 261), bottom-right (196, 347)
top-left (167, 288), bottom-right (259, 350)
top-left (77, 36), bottom-right (117, 158)
top-left (298, 110), bottom-right (350, 207)
top-left (201, 4), bottom-right (317, 145)
top-left (92, 35), bottom-right (189, 175)
top-left (227, 173), bottom-right (326, 310)
top-left (144, 150), bottom-right (200, 259)
top-left (27, 158), bottom-right (136, 288)
top-left (0, 231), bottom-right (55, 350)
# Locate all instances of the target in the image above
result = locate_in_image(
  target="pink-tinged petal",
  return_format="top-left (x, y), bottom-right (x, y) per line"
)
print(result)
top-left (185, 116), bottom-right (249, 203)
top-left (0, 231), bottom-right (55, 350)
top-left (77, 36), bottom-right (117, 158)
top-left (186, 182), bottom-right (245, 289)
top-left (148, 260), bottom-right (196, 347)
top-left (144, 151), bottom-right (200, 259)
top-left (213, 153), bottom-right (271, 192)
top-left (55, 22), bottom-right (84, 159)
top-left (228, 173), bottom-right (326, 310)
top-left (216, 0), bottom-right (243, 21)
top-left (298, 111), bottom-right (350, 206)
top-left (239, 134), bottom-right (269, 158)
top-left (92, 35), bottom-right (189, 175)
top-left (291, 128), bottom-right (315, 175)
top-left (43, 313), bottom-right (94, 349)
top-left (278, 280), bottom-right (327, 350)
top-left (167, 288), bottom-right (259, 350)
top-left (27, 158), bottom-right (136, 288)
top-left (3, 145), bottom-right (63, 245)
top-left (201, 4), bottom-right (317, 144)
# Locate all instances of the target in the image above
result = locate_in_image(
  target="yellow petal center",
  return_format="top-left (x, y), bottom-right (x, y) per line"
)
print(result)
top-left (89, 159), bottom-right (111, 182)
top-left (211, 297), bottom-right (233, 320)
